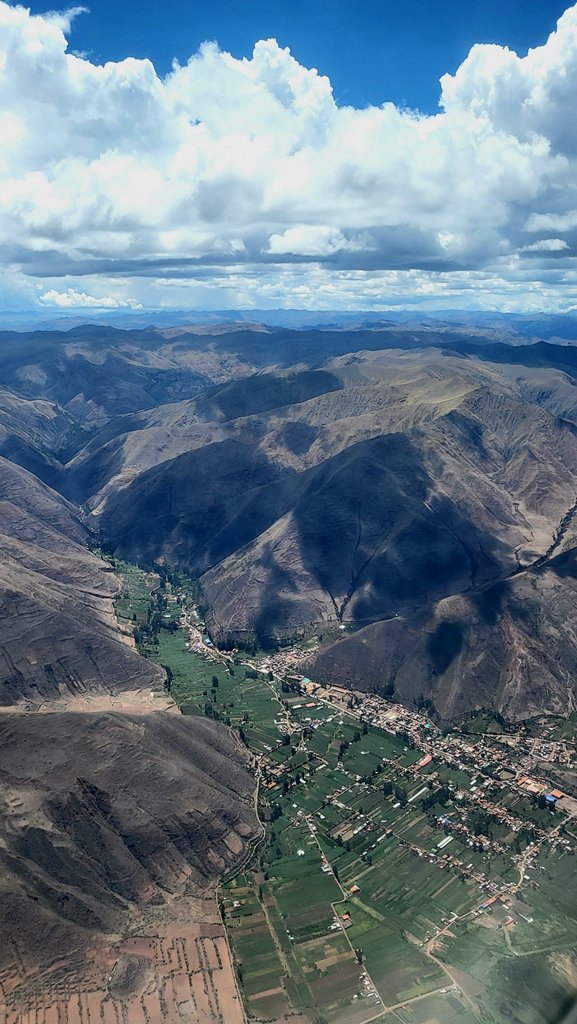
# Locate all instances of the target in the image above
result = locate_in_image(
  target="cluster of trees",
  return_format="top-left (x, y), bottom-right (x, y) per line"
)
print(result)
top-left (513, 825), bottom-right (538, 851)
top-left (372, 681), bottom-right (395, 698)
top-left (281, 771), bottom-right (305, 793)
top-left (382, 780), bottom-right (408, 805)
top-left (233, 636), bottom-right (262, 655)
top-left (415, 693), bottom-right (436, 714)
top-left (133, 589), bottom-right (178, 645)
top-left (395, 728), bottom-right (416, 749)
top-left (358, 764), bottom-right (381, 787)
top-left (337, 721), bottom-right (369, 761)
top-left (469, 810), bottom-right (497, 839)
top-left (155, 564), bottom-right (176, 586)
top-left (420, 785), bottom-right (452, 812)
top-left (531, 792), bottom-right (556, 813)
top-left (461, 708), bottom-right (515, 735)
top-left (281, 679), bottom-right (303, 694)
top-left (203, 701), bottom-right (231, 725)
top-left (201, 672), bottom-right (235, 725)
top-left (335, 834), bottom-right (353, 853)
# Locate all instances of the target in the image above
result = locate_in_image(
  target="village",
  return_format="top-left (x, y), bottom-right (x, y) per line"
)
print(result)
top-left (117, 563), bottom-right (577, 1024)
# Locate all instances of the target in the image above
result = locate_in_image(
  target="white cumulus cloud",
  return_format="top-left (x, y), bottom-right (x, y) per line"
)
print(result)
top-left (40, 288), bottom-right (142, 308)
top-left (1, 2), bottom-right (577, 308)
top-left (521, 238), bottom-right (570, 252)
top-left (267, 226), bottom-right (365, 256)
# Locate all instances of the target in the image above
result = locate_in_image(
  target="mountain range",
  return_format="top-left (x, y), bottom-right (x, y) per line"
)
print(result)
top-left (5, 312), bottom-right (577, 1018)
top-left (3, 317), bottom-right (577, 721)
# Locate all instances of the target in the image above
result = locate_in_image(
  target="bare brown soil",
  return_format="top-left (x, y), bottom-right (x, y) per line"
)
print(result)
top-left (0, 687), bottom-right (179, 716)
top-left (1, 899), bottom-right (245, 1024)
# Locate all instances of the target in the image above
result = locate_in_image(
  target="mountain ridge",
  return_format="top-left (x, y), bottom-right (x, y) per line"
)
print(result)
top-left (3, 321), bottom-right (577, 722)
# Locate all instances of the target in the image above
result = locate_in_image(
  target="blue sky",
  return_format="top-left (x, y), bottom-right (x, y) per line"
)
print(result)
top-left (26, 0), bottom-right (570, 111)
top-left (2, 0), bottom-right (577, 313)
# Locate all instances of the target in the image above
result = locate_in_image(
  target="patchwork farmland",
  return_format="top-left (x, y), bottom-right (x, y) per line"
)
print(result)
top-left (113, 561), bottom-right (577, 1024)
top-left (0, 905), bottom-right (244, 1024)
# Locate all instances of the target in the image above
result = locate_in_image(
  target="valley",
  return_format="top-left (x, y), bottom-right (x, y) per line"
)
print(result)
top-left (5, 3), bottom-right (577, 1022)
top-left (5, 320), bottom-right (577, 723)
top-left (3, 317), bottom-right (577, 1024)
top-left (112, 559), bottom-right (577, 1024)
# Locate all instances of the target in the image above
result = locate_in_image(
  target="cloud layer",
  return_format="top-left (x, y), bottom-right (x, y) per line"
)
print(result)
top-left (2, 1), bottom-right (577, 310)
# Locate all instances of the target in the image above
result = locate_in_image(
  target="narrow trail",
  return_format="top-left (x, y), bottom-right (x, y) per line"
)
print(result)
top-left (318, 493), bottom-right (577, 629)
top-left (423, 910), bottom-right (482, 1016)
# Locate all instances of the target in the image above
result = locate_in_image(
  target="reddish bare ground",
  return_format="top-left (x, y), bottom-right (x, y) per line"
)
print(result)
top-left (0, 899), bottom-right (245, 1024)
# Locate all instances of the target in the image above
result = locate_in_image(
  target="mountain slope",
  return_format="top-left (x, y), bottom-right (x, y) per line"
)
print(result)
top-left (304, 547), bottom-right (577, 723)
top-left (0, 457), bottom-right (163, 704)
top-left (0, 712), bottom-right (258, 1012)
top-left (4, 324), bottom-right (577, 722)
top-left (97, 357), bottom-right (577, 652)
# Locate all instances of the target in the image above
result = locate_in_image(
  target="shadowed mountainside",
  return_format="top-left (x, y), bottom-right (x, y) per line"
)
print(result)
top-left (96, 352), bottom-right (577, 652)
top-left (0, 712), bottom-right (258, 1009)
top-left (0, 456), bottom-right (164, 705)
top-left (4, 321), bottom-right (577, 720)
top-left (304, 548), bottom-right (577, 723)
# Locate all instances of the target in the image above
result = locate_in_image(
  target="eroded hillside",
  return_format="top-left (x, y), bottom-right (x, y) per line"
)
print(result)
top-left (0, 713), bottom-right (258, 1022)
top-left (0, 457), bottom-right (164, 704)
top-left (3, 320), bottom-right (577, 722)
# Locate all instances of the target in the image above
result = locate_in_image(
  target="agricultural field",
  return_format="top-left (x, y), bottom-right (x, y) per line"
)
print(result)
top-left (221, 708), bottom-right (493, 1022)
top-left (440, 918), bottom-right (577, 1024)
top-left (113, 561), bottom-right (577, 1024)
top-left (1, 901), bottom-right (244, 1024)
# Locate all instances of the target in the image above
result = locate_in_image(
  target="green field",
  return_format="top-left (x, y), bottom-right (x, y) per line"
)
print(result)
top-left (113, 560), bottom-right (577, 1024)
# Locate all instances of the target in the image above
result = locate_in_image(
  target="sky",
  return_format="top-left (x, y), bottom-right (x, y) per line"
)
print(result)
top-left (2, 0), bottom-right (577, 312)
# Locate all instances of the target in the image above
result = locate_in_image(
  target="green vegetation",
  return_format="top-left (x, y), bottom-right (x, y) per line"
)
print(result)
top-left (114, 560), bottom-right (577, 1024)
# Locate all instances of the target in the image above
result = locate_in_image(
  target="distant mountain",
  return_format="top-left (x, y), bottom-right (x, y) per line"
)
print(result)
top-left (3, 306), bottom-right (577, 337)
top-left (4, 319), bottom-right (577, 722)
